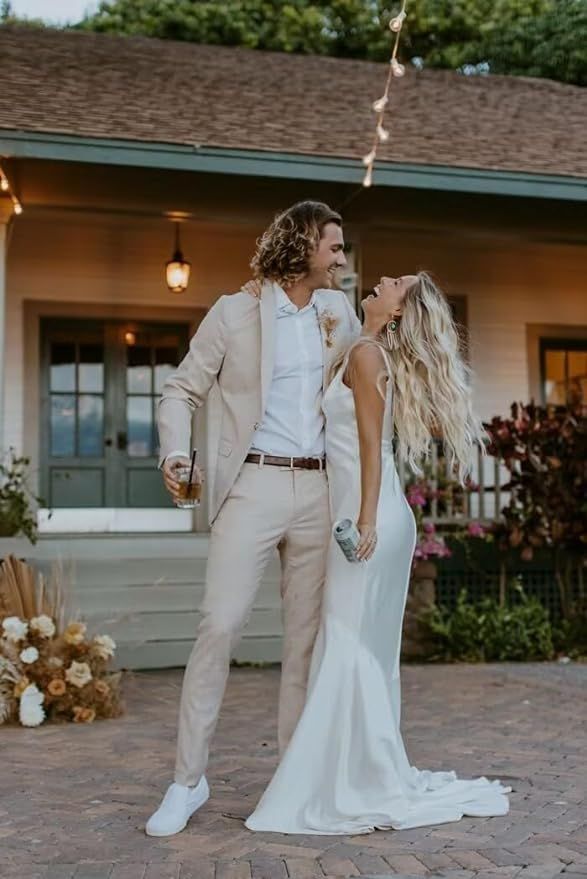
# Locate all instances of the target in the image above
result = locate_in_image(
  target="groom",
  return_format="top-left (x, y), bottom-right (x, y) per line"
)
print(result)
top-left (147, 201), bottom-right (361, 836)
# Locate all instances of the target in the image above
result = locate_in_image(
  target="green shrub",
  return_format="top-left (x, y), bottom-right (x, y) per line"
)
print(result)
top-left (553, 599), bottom-right (587, 659)
top-left (0, 450), bottom-right (43, 543)
top-left (421, 585), bottom-right (554, 662)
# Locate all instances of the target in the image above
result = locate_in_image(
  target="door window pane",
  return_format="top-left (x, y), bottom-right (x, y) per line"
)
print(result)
top-left (79, 344), bottom-right (104, 392)
top-left (78, 395), bottom-right (104, 456)
top-left (127, 396), bottom-right (153, 457)
top-left (51, 394), bottom-right (76, 457)
top-left (50, 343), bottom-right (76, 392)
top-left (127, 346), bottom-right (152, 394)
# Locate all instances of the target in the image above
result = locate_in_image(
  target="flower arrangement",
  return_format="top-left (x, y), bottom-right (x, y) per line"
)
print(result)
top-left (0, 555), bottom-right (122, 727)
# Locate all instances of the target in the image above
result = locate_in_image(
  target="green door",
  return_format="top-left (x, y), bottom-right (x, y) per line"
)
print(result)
top-left (41, 319), bottom-right (189, 508)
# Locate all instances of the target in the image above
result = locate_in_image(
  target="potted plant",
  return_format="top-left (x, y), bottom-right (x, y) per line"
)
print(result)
top-left (0, 449), bottom-right (45, 554)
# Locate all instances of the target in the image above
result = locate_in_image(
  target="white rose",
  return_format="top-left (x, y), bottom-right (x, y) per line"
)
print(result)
top-left (65, 660), bottom-right (93, 689)
top-left (20, 646), bottom-right (39, 664)
top-left (30, 615), bottom-right (56, 639)
top-left (2, 616), bottom-right (29, 643)
top-left (93, 634), bottom-right (116, 660)
top-left (19, 683), bottom-right (45, 727)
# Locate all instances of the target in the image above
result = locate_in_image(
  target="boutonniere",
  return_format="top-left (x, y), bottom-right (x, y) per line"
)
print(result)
top-left (318, 309), bottom-right (340, 348)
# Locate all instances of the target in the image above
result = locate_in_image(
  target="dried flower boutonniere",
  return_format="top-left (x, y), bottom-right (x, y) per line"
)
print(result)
top-left (318, 309), bottom-right (340, 349)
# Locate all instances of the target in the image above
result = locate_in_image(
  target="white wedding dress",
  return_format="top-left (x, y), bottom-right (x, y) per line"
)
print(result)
top-left (245, 356), bottom-right (511, 835)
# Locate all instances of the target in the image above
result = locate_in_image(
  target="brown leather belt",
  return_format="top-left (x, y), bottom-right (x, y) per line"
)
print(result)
top-left (245, 453), bottom-right (326, 471)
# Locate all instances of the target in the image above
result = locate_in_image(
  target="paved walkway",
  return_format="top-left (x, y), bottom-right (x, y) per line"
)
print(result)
top-left (1, 663), bottom-right (586, 879)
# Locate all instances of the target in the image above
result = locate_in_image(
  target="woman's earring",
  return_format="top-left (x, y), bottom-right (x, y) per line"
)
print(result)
top-left (386, 318), bottom-right (398, 347)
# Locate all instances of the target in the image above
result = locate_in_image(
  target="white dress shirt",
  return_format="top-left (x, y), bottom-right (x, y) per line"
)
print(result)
top-left (251, 286), bottom-right (325, 458)
top-left (164, 286), bottom-right (326, 464)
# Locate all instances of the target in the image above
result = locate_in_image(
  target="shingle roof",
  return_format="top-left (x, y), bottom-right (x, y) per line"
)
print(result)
top-left (0, 25), bottom-right (585, 177)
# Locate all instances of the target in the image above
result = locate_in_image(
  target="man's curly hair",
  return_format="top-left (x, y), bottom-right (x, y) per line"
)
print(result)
top-left (251, 201), bottom-right (342, 287)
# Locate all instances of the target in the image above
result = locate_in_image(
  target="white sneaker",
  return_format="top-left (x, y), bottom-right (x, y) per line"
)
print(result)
top-left (145, 777), bottom-right (210, 836)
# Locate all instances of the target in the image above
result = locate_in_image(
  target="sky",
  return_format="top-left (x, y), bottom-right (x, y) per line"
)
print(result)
top-left (10, 0), bottom-right (98, 24)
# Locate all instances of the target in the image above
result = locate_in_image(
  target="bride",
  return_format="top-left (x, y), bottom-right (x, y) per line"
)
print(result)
top-left (245, 271), bottom-right (511, 835)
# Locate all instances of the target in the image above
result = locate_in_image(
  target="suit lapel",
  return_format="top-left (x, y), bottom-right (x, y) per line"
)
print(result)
top-left (259, 281), bottom-right (276, 413)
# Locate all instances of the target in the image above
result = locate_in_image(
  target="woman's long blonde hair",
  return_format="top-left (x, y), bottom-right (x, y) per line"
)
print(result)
top-left (338, 271), bottom-right (485, 484)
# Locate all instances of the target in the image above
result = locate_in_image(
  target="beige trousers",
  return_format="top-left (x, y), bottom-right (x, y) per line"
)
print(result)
top-left (175, 462), bottom-right (331, 787)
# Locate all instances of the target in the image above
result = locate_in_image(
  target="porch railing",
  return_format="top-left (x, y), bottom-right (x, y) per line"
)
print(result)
top-left (396, 441), bottom-right (508, 526)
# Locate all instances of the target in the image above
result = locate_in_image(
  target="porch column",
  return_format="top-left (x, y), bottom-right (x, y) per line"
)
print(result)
top-left (0, 208), bottom-right (8, 453)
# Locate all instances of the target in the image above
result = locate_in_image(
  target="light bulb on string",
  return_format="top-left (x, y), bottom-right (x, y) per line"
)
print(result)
top-left (0, 177), bottom-right (8, 192)
top-left (363, 165), bottom-right (374, 188)
top-left (389, 10), bottom-right (406, 32)
top-left (360, 0), bottom-right (408, 189)
top-left (390, 58), bottom-right (405, 77)
top-left (13, 200), bottom-right (23, 215)
top-left (376, 123), bottom-right (390, 143)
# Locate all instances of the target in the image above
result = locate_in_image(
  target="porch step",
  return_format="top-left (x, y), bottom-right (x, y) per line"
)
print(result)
top-left (0, 534), bottom-right (284, 669)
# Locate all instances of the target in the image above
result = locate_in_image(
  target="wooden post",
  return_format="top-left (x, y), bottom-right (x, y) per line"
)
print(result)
top-left (0, 210), bottom-right (8, 453)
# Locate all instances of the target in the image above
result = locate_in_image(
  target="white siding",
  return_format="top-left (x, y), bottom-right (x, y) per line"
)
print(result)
top-left (362, 234), bottom-right (587, 419)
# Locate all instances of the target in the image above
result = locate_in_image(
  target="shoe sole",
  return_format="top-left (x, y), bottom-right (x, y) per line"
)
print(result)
top-left (145, 788), bottom-right (210, 837)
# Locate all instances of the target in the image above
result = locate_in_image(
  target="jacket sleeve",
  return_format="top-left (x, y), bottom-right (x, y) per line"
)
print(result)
top-left (157, 296), bottom-right (228, 466)
top-left (341, 290), bottom-right (362, 338)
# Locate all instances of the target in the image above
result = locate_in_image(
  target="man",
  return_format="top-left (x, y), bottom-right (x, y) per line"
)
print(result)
top-left (147, 201), bottom-right (361, 836)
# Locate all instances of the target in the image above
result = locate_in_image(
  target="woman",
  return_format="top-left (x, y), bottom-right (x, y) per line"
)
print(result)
top-left (245, 271), bottom-right (511, 834)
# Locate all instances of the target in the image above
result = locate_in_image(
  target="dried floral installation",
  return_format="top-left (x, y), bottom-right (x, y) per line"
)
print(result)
top-left (0, 555), bottom-right (123, 727)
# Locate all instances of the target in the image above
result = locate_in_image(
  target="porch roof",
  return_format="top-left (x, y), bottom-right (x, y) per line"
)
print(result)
top-left (0, 25), bottom-right (586, 200)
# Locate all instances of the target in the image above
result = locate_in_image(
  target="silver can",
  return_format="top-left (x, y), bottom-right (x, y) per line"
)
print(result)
top-left (333, 518), bottom-right (361, 563)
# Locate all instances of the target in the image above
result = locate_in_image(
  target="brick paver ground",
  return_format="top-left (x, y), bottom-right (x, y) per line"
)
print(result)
top-left (1, 663), bottom-right (586, 879)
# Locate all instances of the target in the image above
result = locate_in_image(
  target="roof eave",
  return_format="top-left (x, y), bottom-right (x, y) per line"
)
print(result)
top-left (1, 130), bottom-right (585, 202)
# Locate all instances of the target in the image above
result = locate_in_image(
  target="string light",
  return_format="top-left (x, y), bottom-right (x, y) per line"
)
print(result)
top-left (361, 0), bottom-right (408, 188)
top-left (0, 162), bottom-right (23, 216)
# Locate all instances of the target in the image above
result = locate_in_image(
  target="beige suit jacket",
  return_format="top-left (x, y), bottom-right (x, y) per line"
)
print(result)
top-left (157, 281), bottom-right (362, 523)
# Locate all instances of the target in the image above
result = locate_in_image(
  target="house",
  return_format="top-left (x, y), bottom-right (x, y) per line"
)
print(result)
top-left (0, 25), bottom-right (585, 667)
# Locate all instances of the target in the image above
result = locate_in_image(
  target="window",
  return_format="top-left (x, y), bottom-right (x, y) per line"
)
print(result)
top-left (540, 339), bottom-right (587, 406)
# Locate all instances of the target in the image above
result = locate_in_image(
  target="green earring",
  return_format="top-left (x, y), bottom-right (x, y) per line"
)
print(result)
top-left (386, 319), bottom-right (398, 348)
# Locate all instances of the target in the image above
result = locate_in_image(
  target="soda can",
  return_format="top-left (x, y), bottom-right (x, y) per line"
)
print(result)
top-left (333, 518), bottom-right (361, 563)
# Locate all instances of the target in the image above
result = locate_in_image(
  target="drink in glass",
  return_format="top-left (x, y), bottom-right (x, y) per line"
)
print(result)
top-left (175, 465), bottom-right (202, 509)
